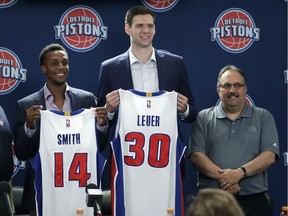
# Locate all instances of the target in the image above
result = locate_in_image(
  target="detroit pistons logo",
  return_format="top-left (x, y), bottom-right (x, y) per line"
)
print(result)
top-left (216, 94), bottom-right (255, 106)
top-left (211, 8), bottom-right (260, 53)
top-left (0, 0), bottom-right (17, 8)
top-left (55, 5), bottom-right (108, 52)
top-left (0, 48), bottom-right (27, 95)
top-left (141, 0), bottom-right (179, 12)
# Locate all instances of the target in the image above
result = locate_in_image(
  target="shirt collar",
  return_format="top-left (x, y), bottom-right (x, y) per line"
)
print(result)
top-left (44, 83), bottom-right (70, 100)
top-left (215, 101), bottom-right (252, 119)
top-left (128, 48), bottom-right (156, 65)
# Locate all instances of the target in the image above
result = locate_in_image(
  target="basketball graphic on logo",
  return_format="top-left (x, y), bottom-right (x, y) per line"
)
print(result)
top-left (1, 0), bottom-right (12, 3)
top-left (61, 7), bottom-right (99, 49)
top-left (0, 50), bottom-right (17, 92)
top-left (55, 5), bottom-right (108, 52)
top-left (142, 0), bottom-right (179, 12)
top-left (0, 48), bottom-right (27, 95)
top-left (218, 10), bottom-right (253, 50)
top-left (211, 8), bottom-right (260, 53)
top-left (0, 0), bottom-right (17, 8)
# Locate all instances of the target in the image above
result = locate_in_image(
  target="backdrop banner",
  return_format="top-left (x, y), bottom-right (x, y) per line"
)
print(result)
top-left (0, 0), bottom-right (286, 215)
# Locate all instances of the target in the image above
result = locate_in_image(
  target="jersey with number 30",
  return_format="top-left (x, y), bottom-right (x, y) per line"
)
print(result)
top-left (111, 89), bottom-right (185, 216)
top-left (31, 108), bottom-right (99, 216)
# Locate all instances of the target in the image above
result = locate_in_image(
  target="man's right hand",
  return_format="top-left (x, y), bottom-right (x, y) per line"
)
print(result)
top-left (105, 90), bottom-right (120, 113)
top-left (225, 183), bottom-right (241, 194)
top-left (26, 105), bottom-right (43, 129)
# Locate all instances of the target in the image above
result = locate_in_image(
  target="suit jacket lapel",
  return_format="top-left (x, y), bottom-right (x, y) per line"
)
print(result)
top-left (119, 50), bottom-right (134, 90)
top-left (155, 49), bottom-right (167, 90)
top-left (68, 88), bottom-right (79, 111)
top-left (33, 88), bottom-right (46, 129)
top-left (36, 88), bottom-right (46, 109)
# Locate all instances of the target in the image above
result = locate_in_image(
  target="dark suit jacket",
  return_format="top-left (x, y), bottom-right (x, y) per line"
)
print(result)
top-left (97, 49), bottom-right (197, 122)
top-left (0, 106), bottom-right (13, 182)
top-left (97, 49), bottom-right (198, 189)
top-left (13, 86), bottom-right (107, 211)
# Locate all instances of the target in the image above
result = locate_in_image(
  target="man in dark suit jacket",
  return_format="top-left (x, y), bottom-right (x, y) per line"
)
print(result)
top-left (97, 5), bottom-right (197, 121)
top-left (0, 106), bottom-right (13, 182)
top-left (97, 5), bottom-right (197, 192)
top-left (98, 49), bottom-right (196, 122)
top-left (13, 43), bottom-right (107, 216)
top-left (0, 105), bottom-right (14, 215)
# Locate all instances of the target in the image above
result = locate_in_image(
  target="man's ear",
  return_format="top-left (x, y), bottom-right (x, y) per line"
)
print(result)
top-left (41, 65), bottom-right (46, 74)
top-left (125, 23), bottom-right (131, 36)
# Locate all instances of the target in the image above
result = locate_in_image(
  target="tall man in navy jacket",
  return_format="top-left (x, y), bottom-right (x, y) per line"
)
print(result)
top-left (97, 5), bottom-right (197, 194)
top-left (97, 5), bottom-right (197, 121)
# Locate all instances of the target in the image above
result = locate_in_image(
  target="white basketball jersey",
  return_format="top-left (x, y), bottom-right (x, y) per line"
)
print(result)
top-left (31, 108), bottom-right (99, 216)
top-left (111, 89), bottom-right (186, 216)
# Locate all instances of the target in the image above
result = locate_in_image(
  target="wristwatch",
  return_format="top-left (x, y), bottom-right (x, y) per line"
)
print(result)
top-left (240, 166), bottom-right (247, 177)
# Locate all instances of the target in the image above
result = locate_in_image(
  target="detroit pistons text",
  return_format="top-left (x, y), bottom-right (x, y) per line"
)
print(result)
top-left (137, 115), bottom-right (160, 127)
top-left (57, 133), bottom-right (80, 145)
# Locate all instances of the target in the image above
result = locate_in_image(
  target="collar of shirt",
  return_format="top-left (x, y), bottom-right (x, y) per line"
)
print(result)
top-left (215, 102), bottom-right (252, 119)
top-left (43, 83), bottom-right (71, 111)
top-left (128, 48), bottom-right (157, 65)
top-left (128, 48), bottom-right (159, 92)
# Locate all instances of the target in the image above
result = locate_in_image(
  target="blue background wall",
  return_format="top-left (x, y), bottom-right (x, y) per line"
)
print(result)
top-left (0, 0), bottom-right (286, 215)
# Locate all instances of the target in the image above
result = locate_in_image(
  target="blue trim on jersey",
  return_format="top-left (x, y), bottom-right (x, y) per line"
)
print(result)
top-left (49, 108), bottom-right (85, 116)
top-left (175, 137), bottom-right (186, 216)
top-left (96, 150), bottom-right (106, 188)
top-left (129, 89), bottom-right (166, 97)
top-left (112, 136), bottom-right (126, 216)
top-left (30, 153), bottom-right (43, 216)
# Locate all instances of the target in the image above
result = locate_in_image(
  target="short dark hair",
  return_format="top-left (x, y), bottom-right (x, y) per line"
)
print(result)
top-left (39, 43), bottom-right (68, 66)
top-left (217, 65), bottom-right (247, 87)
top-left (125, 5), bottom-right (155, 27)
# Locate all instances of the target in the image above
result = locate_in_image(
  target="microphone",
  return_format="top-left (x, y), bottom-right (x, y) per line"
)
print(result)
top-left (0, 181), bottom-right (14, 216)
top-left (85, 183), bottom-right (103, 216)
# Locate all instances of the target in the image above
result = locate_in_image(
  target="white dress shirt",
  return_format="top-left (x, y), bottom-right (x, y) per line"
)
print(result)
top-left (129, 48), bottom-right (159, 92)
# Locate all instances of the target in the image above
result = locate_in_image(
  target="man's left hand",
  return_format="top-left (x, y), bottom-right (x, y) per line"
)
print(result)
top-left (177, 93), bottom-right (188, 113)
top-left (95, 107), bottom-right (108, 126)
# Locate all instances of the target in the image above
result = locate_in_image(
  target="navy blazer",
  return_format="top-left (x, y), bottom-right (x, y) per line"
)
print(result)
top-left (97, 49), bottom-right (197, 123)
top-left (0, 106), bottom-right (13, 182)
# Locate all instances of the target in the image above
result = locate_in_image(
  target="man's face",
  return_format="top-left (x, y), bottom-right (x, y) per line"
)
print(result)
top-left (217, 70), bottom-right (247, 110)
top-left (41, 50), bottom-right (69, 86)
top-left (125, 14), bottom-right (155, 49)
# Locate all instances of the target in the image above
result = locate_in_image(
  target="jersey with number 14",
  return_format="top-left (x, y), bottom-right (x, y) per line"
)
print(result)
top-left (31, 108), bottom-right (99, 216)
top-left (111, 89), bottom-right (186, 216)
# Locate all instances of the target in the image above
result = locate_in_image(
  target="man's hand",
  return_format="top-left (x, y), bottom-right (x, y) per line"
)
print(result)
top-left (106, 90), bottom-right (120, 113)
top-left (177, 93), bottom-right (188, 113)
top-left (26, 105), bottom-right (43, 129)
top-left (95, 107), bottom-right (108, 126)
top-left (218, 168), bottom-right (244, 191)
top-left (225, 183), bottom-right (241, 194)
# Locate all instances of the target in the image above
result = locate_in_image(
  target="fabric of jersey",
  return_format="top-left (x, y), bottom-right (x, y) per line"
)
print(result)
top-left (31, 108), bottom-right (101, 216)
top-left (111, 89), bottom-right (185, 216)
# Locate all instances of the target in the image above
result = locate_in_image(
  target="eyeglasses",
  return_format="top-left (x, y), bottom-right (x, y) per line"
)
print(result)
top-left (218, 82), bottom-right (246, 90)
